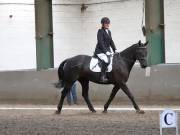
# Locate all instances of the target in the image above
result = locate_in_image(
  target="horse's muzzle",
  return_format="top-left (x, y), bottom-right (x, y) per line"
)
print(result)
top-left (141, 65), bottom-right (147, 69)
top-left (140, 61), bottom-right (147, 68)
top-left (139, 59), bottom-right (147, 69)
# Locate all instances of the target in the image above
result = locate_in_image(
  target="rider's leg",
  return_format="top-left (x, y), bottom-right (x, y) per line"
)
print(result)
top-left (100, 61), bottom-right (108, 82)
top-left (97, 53), bottom-right (110, 82)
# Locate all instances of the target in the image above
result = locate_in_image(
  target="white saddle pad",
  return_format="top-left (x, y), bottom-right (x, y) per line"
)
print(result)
top-left (90, 56), bottom-right (113, 72)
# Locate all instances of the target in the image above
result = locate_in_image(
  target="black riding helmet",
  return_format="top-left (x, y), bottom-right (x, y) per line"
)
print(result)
top-left (101, 17), bottom-right (110, 24)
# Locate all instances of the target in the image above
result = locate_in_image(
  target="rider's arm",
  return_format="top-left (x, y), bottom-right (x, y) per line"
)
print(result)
top-left (97, 29), bottom-right (107, 53)
top-left (109, 30), bottom-right (117, 53)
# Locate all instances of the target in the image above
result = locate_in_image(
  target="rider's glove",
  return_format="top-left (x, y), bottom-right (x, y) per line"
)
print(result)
top-left (106, 51), bottom-right (111, 56)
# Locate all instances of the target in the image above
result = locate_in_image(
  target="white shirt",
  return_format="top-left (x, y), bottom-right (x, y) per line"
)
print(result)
top-left (105, 29), bottom-right (109, 35)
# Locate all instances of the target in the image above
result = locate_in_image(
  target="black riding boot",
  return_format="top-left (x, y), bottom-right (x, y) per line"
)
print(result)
top-left (100, 62), bottom-right (108, 82)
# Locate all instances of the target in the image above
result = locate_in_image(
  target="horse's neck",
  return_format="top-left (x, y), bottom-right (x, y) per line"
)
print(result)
top-left (120, 46), bottom-right (137, 72)
top-left (126, 58), bottom-right (136, 73)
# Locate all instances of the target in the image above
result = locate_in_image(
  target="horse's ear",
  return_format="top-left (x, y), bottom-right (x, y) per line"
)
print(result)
top-left (144, 41), bottom-right (149, 46)
top-left (138, 40), bottom-right (141, 45)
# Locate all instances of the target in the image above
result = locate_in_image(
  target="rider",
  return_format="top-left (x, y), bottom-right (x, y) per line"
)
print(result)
top-left (94, 17), bottom-right (117, 82)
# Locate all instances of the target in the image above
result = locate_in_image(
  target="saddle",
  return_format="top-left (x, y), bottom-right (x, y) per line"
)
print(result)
top-left (89, 54), bottom-right (113, 72)
top-left (93, 54), bottom-right (103, 68)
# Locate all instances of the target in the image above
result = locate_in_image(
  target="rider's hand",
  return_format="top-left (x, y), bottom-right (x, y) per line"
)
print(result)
top-left (106, 52), bottom-right (111, 56)
top-left (115, 50), bottom-right (118, 53)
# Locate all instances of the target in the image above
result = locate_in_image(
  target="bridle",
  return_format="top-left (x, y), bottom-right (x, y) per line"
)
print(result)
top-left (136, 46), bottom-right (147, 61)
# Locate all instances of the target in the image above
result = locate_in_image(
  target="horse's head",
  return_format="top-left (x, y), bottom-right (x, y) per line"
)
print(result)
top-left (136, 40), bottom-right (148, 68)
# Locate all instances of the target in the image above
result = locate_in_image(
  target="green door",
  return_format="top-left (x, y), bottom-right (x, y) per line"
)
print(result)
top-left (35, 0), bottom-right (54, 70)
top-left (145, 0), bottom-right (165, 65)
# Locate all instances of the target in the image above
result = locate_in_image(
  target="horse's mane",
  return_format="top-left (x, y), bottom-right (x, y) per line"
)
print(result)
top-left (119, 43), bottom-right (138, 57)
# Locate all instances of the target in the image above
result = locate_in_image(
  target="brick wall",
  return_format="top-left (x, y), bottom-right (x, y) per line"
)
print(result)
top-left (0, 0), bottom-right (36, 71)
top-left (0, 0), bottom-right (179, 71)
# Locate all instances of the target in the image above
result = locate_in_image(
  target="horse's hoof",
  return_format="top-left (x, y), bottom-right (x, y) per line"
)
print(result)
top-left (91, 110), bottom-right (96, 113)
top-left (136, 110), bottom-right (145, 114)
top-left (102, 110), bottom-right (107, 113)
top-left (55, 110), bottom-right (61, 114)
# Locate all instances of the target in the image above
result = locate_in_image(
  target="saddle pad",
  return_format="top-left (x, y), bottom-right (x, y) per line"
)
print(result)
top-left (90, 57), bottom-right (113, 72)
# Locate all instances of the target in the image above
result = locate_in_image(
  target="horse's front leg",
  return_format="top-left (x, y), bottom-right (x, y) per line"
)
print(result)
top-left (103, 85), bottom-right (120, 113)
top-left (79, 79), bottom-right (96, 113)
top-left (56, 84), bottom-right (72, 114)
top-left (120, 83), bottom-right (145, 114)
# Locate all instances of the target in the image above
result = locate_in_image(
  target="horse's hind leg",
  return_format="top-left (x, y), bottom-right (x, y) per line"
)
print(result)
top-left (103, 85), bottom-right (120, 113)
top-left (56, 83), bottom-right (72, 114)
top-left (120, 83), bottom-right (145, 114)
top-left (79, 79), bottom-right (96, 113)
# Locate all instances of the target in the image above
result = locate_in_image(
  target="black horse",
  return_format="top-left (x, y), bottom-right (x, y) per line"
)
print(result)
top-left (55, 40), bottom-right (148, 114)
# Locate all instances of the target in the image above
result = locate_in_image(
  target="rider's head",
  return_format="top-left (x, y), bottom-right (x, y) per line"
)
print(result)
top-left (101, 17), bottom-right (110, 29)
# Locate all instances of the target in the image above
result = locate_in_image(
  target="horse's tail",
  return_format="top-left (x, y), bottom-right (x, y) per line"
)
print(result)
top-left (54, 59), bottom-right (67, 89)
